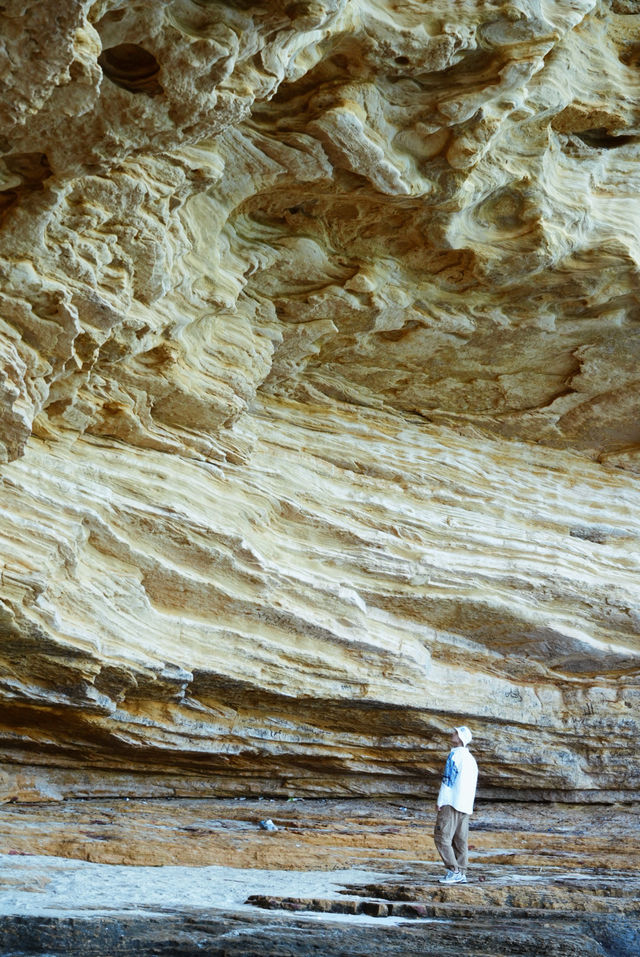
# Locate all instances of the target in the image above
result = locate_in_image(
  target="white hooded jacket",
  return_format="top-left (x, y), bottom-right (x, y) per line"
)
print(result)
top-left (437, 745), bottom-right (478, 815)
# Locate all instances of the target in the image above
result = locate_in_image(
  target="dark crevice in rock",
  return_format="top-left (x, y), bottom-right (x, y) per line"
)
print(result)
top-left (0, 152), bottom-right (51, 221)
top-left (98, 44), bottom-right (163, 96)
top-left (574, 129), bottom-right (637, 150)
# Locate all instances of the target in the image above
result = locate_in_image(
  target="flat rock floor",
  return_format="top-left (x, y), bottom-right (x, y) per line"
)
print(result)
top-left (1, 798), bottom-right (639, 955)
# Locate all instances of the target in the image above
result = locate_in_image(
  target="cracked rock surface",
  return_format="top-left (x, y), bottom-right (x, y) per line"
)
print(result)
top-left (1, 0), bottom-right (639, 804)
top-left (0, 799), bottom-right (638, 956)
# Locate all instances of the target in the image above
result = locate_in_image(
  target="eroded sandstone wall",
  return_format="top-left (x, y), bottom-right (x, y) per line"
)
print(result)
top-left (0, 0), bottom-right (639, 801)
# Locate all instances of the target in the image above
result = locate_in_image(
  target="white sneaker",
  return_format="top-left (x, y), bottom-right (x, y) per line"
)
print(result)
top-left (439, 870), bottom-right (466, 884)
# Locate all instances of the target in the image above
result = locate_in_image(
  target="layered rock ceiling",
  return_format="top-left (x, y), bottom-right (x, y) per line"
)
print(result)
top-left (1, 0), bottom-right (639, 802)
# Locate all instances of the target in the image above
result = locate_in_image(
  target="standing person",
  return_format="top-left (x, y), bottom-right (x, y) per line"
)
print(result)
top-left (433, 725), bottom-right (478, 884)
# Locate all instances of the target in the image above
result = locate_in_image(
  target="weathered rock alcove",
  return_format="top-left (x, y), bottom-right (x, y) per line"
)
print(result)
top-left (0, 1), bottom-right (639, 954)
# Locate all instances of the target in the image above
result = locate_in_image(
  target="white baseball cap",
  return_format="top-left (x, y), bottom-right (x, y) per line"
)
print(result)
top-left (455, 725), bottom-right (473, 746)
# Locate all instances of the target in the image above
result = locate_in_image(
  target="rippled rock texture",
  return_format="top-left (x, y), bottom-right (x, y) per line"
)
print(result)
top-left (0, 0), bottom-right (639, 801)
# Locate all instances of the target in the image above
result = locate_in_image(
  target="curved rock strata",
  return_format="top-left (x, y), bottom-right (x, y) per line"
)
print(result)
top-left (0, 0), bottom-right (639, 800)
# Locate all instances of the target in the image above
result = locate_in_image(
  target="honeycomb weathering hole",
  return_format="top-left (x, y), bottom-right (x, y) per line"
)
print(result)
top-left (0, 152), bottom-right (52, 221)
top-left (98, 43), bottom-right (163, 96)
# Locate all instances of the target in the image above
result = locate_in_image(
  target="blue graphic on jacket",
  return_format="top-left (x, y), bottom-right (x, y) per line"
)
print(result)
top-left (442, 752), bottom-right (459, 788)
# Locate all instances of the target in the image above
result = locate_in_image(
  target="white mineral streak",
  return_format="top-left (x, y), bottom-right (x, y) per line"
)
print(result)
top-left (0, 0), bottom-right (639, 797)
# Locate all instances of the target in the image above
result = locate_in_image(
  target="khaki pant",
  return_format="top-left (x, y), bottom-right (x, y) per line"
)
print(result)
top-left (433, 804), bottom-right (470, 874)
